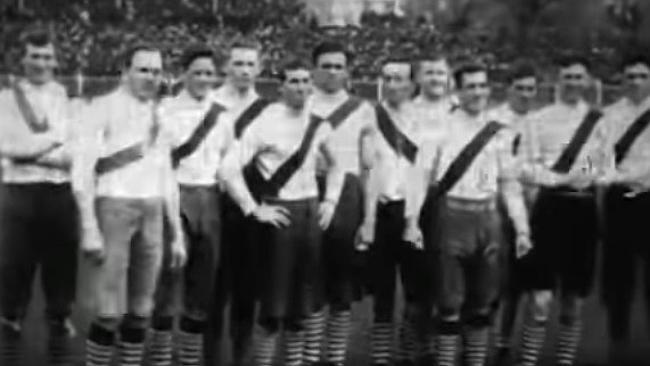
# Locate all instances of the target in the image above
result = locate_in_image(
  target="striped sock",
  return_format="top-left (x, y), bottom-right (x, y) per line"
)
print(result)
top-left (325, 309), bottom-right (352, 366)
top-left (254, 325), bottom-right (279, 366)
top-left (396, 315), bottom-right (417, 363)
top-left (86, 322), bottom-right (115, 366)
top-left (302, 309), bottom-right (326, 364)
top-left (556, 317), bottom-right (582, 366)
top-left (178, 316), bottom-right (205, 366)
top-left (463, 326), bottom-right (489, 366)
top-left (149, 316), bottom-right (174, 366)
top-left (371, 321), bottom-right (394, 365)
top-left (517, 318), bottom-right (546, 366)
top-left (435, 321), bottom-right (460, 366)
top-left (284, 328), bottom-right (306, 366)
top-left (118, 322), bottom-right (146, 366)
top-left (0, 319), bottom-right (22, 366)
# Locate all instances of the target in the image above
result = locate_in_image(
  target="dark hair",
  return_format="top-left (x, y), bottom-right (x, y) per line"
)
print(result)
top-left (180, 45), bottom-right (216, 71)
top-left (382, 56), bottom-right (415, 80)
top-left (229, 39), bottom-right (261, 54)
top-left (621, 53), bottom-right (650, 70)
top-left (278, 58), bottom-right (312, 81)
top-left (555, 52), bottom-right (591, 70)
top-left (20, 29), bottom-right (54, 55)
top-left (414, 52), bottom-right (449, 77)
top-left (508, 60), bottom-right (537, 84)
top-left (312, 41), bottom-right (351, 66)
top-left (121, 43), bottom-right (161, 70)
top-left (453, 63), bottom-right (488, 88)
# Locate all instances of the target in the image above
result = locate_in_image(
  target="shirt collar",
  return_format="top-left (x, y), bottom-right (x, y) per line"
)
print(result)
top-left (18, 79), bottom-right (57, 94)
top-left (313, 88), bottom-right (348, 104)
top-left (178, 88), bottom-right (211, 107)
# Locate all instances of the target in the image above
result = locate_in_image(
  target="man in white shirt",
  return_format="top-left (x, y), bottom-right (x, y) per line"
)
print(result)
top-left (0, 29), bottom-right (79, 366)
top-left (519, 55), bottom-right (606, 366)
top-left (150, 46), bottom-right (231, 366)
top-left (303, 41), bottom-right (377, 366)
top-left (410, 63), bottom-right (531, 366)
top-left (221, 58), bottom-right (343, 366)
top-left (73, 44), bottom-right (186, 366)
top-left (206, 40), bottom-right (269, 366)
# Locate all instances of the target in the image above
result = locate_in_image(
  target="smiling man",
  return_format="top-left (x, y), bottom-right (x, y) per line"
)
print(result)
top-left (73, 44), bottom-right (186, 366)
top-left (0, 29), bottom-right (79, 366)
top-left (220, 58), bottom-right (343, 366)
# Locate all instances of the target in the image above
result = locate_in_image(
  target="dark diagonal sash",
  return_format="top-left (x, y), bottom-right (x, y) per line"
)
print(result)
top-left (436, 121), bottom-right (505, 197)
top-left (95, 102), bottom-right (161, 176)
top-left (375, 104), bottom-right (418, 163)
top-left (12, 81), bottom-right (49, 133)
top-left (551, 109), bottom-right (603, 173)
top-left (171, 102), bottom-right (226, 167)
top-left (325, 96), bottom-right (363, 129)
top-left (234, 98), bottom-right (271, 139)
top-left (614, 108), bottom-right (650, 165)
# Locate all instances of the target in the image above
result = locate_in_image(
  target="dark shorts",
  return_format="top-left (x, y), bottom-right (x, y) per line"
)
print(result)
top-left (496, 198), bottom-right (525, 298)
top-left (602, 187), bottom-right (650, 306)
top-left (433, 197), bottom-right (502, 316)
top-left (318, 173), bottom-right (367, 308)
top-left (257, 197), bottom-right (322, 320)
top-left (521, 188), bottom-right (599, 298)
top-left (0, 183), bottom-right (79, 321)
top-left (155, 185), bottom-right (222, 320)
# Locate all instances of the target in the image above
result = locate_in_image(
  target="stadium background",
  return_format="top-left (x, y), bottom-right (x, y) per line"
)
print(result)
top-left (1, 0), bottom-right (650, 365)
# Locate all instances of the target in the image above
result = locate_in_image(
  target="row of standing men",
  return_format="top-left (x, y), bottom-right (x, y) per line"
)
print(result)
top-left (1, 30), bottom-right (650, 366)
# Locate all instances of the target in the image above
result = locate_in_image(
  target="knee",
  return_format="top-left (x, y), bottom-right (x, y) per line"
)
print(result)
top-left (437, 307), bottom-right (460, 323)
top-left (259, 317), bottom-right (282, 334)
top-left (466, 313), bottom-right (491, 329)
top-left (284, 318), bottom-right (303, 332)
top-left (529, 290), bottom-right (553, 321)
top-left (559, 295), bottom-right (584, 324)
top-left (179, 315), bottom-right (207, 334)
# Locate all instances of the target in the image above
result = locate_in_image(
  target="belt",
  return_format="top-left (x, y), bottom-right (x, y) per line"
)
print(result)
top-left (544, 186), bottom-right (595, 199)
top-left (444, 196), bottom-right (496, 212)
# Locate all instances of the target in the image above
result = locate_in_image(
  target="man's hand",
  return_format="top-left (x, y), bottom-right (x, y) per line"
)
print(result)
top-left (355, 221), bottom-right (375, 252)
top-left (252, 203), bottom-right (291, 228)
top-left (402, 221), bottom-right (424, 251)
top-left (515, 232), bottom-right (533, 259)
top-left (565, 170), bottom-right (597, 190)
top-left (169, 239), bottom-right (187, 270)
top-left (318, 200), bottom-right (336, 230)
top-left (81, 228), bottom-right (105, 266)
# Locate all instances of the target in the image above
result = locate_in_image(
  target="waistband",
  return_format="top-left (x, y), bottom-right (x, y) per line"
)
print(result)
top-left (542, 186), bottom-right (595, 199)
top-left (179, 183), bottom-right (221, 191)
top-left (263, 196), bottom-right (319, 206)
top-left (2, 182), bottom-right (72, 191)
top-left (608, 185), bottom-right (650, 199)
top-left (443, 196), bottom-right (497, 212)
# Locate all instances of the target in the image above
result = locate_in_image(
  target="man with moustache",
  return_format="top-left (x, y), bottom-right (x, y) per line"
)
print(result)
top-left (149, 46), bottom-right (233, 366)
top-left (205, 40), bottom-right (269, 366)
top-left (488, 61), bottom-right (545, 366)
top-left (73, 44), bottom-right (186, 366)
top-left (221, 58), bottom-right (343, 366)
top-left (302, 41), bottom-right (377, 366)
top-left (519, 55), bottom-right (606, 366)
top-left (597, 54), bottom-right (650, 364)
top-left (359, 57), bottom-right (426, 366)
top-left (0, 29), bottom-right (79, 366)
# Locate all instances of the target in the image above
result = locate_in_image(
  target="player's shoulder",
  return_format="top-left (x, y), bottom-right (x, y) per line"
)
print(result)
top-left (602, 97), bottom-right (629, 115)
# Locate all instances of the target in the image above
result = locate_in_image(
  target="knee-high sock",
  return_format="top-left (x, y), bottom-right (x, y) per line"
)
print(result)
top-left (178, 316), bottom-right (205, 366)
top-left (435, 321), bottom-right (460, 366)
top-left (556, 316), bottom-right (582, 366)
top-left (86, 322), bottom-right (116, 366)
top-left (118, 318), bottom-right (147, 366)
top-left (284, 327), bottom-right (306, 366)
top-left (325, 309), bottom-right (352, 365)
top-left (0, 319), bottom-right (22, 366)
top-left (517, 317), bottom-right (547, 366)
top-left (371, 321), bottom-right (394, 365)
top-left (302, 309), bottom-right (326, 364)
top-left (254, 324), bottom-right (279, 366)
top-left (48, 318), bottom-right (75, 366)
top-left (463, 325), bottom-right (489, 366)
top-left (396, 310), bottom-right (417, 363)
top-left (149, 316), bottom-right (174, 366)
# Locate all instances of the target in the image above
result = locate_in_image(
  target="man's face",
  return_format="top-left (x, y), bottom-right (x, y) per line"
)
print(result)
top-left (185, 57), bottom-right (217, 100)
top-left (313, 52), bottom-right (348, 93)
top-left (22, 43), bottom-right (57, 85)
top-left (281, 69), bottom-right (312, 109)
top-left (124, 50), bottom-right (163, 100)
top-left (224, 48), bottom-right (260, 90)
top-left (381, 63), bottom-right (414, 106)
top-left (416, 59), bottom-right (450, 99)
top-left (558, 63), bottom-right (589, 104)
top-left (458, 71), bottom-right (490, 115)
top-left (624, 63), bottom-right (650, 103)
top-left (509, 76), bottom-right (537, 113)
